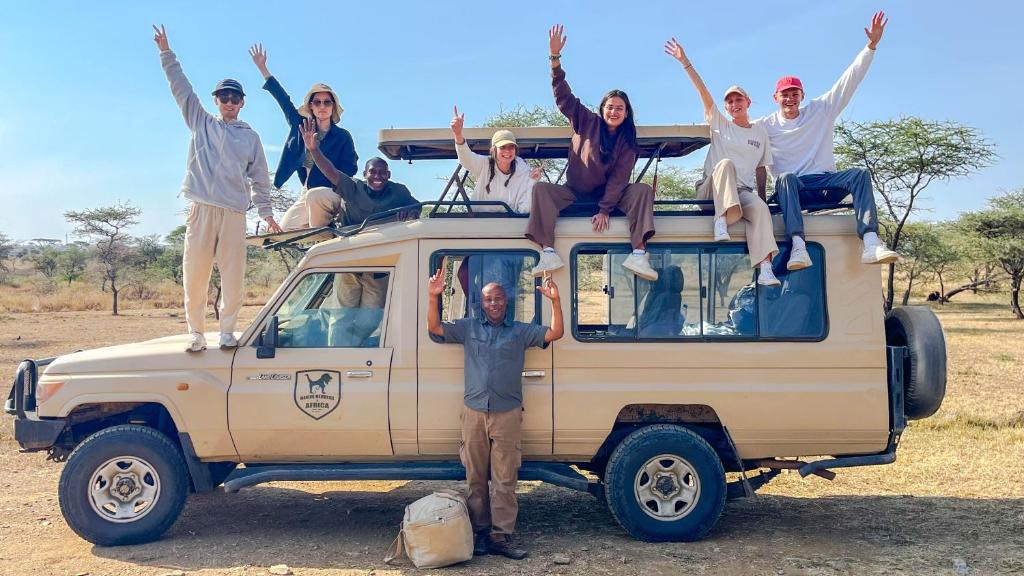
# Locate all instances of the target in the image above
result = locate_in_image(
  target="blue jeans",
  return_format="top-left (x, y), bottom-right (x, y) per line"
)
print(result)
top-left (771, 168), bottom-right (879, 239)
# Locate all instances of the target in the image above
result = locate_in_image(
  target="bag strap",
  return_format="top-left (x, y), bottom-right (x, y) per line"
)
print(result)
top-left (384, 530), bottom-right (405, 565)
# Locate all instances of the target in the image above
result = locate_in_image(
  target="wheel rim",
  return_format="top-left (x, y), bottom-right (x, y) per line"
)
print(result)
top-left (633, 453), bottom-right (700, 521)
top-left (87, 456), bottom-right (161, 523)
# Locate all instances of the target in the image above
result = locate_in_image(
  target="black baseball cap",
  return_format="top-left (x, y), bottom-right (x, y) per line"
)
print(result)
top-left (211, 78), bottom-right (245, 97)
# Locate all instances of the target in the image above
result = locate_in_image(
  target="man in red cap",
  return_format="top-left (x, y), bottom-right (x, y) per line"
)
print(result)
top-left (755, 11), bottom-right (898, 271)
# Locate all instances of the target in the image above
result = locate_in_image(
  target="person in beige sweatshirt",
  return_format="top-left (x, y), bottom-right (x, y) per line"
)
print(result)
top-left (153, 25), bottom-right (282, 353)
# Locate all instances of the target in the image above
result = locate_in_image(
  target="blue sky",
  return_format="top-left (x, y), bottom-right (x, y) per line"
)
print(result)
top-left (0, 0), bottom-right (1017, 241)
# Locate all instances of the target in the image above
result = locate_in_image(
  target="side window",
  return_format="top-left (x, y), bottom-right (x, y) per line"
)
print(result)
top-left (572, 243), bottom-right (826, 341)
top-left (432, 251), bottom-right (540, 325)
top-left (275, 271), bottom-right (390, 348)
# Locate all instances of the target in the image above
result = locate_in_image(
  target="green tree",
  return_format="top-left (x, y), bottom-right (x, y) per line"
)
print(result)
top-left (64, 202), bottom-right (141, 315)
top-left (57, 245), bottom-right (88, 286)
top-left (29, 246), bottom-right (60, 278)
top-left (960, 189), bottom-right (1024, 318)
top-left (0, 231), bottom-right (13, 283)
top-left (894, 221), bottom-right (960, 305)
top-left (835, 117), bottom-right (996, 311)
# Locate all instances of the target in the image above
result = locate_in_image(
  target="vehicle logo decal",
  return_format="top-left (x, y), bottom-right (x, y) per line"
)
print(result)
top-left (293, 370), bottom-right (342, 420)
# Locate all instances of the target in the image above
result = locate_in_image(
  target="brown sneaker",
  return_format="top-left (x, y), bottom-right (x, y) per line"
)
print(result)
top-left (488, 534), bottom-right (528, 560)
top-left (473, 530), bottom-right (489, 556)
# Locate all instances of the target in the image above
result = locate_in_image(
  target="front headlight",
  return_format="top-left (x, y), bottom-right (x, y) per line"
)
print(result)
top-left (35, 375), bottom-right (70, 405)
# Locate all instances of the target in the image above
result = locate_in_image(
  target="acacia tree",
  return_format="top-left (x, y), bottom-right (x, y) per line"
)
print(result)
top-left (57, 245), bottom-right (88, 286)
top-left (835, 117), bottom-right (995, 311)
top-left (64, 203), bottom-right (141, 315)
top-left (961, 190), bottom-right (1024, 318)
top-left (0, 231), bottom-right (13, 284)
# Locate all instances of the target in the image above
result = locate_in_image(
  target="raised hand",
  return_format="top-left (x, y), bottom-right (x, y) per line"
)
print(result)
top-left (549, 24), bottom-right (566, 56)
top-left (537, 274), bottom-right (560, 301)
top-left (152, 24), bottom-right (169, 52)
top-left (664, 37), bottom-right (689, 65)
top-left (864, 11), bottom-right (887, 49)
top-left (249, 43), bottom-right (271, 79)
top-left (428, 261), bottom-right (447, 297)
top-left (300, 117), bottom-right (319, 151)
top-left (450, 105), bottom-right (465, 142)
top-left (529, 165), bottom-right (543, 181)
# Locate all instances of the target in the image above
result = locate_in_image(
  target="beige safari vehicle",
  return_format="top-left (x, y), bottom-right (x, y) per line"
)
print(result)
top-left (7, 126), bottom-right (947, 546)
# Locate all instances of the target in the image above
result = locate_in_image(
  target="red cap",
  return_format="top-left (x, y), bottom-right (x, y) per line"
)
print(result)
top-left (775, 76), bottom-right (803, 94)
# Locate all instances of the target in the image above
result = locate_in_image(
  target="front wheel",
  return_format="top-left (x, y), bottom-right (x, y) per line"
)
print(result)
top-left (604, 424), bottom-right (726, 542)
top-left (58, 425), bottom-right (189, 546)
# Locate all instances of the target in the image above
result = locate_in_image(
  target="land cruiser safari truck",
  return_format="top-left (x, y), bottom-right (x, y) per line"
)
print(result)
top-left (6, 125), bottom-right (947, 546)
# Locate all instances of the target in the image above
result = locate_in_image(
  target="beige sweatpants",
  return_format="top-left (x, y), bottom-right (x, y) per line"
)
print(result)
top-left (697, 159), bottom-right (779, 266)
top-left (280, 186), bottom-right (340, 230)
top-left (460, 406), bottom-right (523, 537)
top-left (183, 202), bottom-right (247, 335)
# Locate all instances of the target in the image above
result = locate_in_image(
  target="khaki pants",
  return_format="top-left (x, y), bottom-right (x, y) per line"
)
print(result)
top-left (183, 202), bottom-right (247, 334)
top-left (525, 182), bottom-right (656, 249)
top-left (280, 186), bottom-right (340, 230)
top-left (333, 272), bottom-right (388, 308)
top-left (697, 159), bottom-right (779, 266)
top-left (460, 406), bottom-right (523, 537)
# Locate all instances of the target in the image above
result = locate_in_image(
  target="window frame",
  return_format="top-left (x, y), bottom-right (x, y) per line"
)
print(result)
top-left (569, 242), bottom-right (829, 343)
top-left (269, 266), bottom-right (394, 349)
top-left (429, 249), bottom-right (543, 326)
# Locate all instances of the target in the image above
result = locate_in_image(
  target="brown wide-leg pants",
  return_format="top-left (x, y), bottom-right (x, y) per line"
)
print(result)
top-left (460, 406), bottom-right (523, 537)
top-left (525, 182), bottom-right (656, 249)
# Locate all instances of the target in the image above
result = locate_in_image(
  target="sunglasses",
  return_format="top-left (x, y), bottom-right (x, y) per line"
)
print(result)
top-left (216, 93), bottom-right (242, 105)
top-left (310, 98), bottom-right (334, 107)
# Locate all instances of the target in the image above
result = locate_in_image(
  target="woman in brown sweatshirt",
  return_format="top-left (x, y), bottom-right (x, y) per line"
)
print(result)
top-left (526, 24), bottom-right (658, 281)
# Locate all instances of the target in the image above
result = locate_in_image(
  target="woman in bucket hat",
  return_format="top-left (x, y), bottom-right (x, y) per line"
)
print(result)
top-left (665, 37), bottom-right (781, 287)
top-left (449, 106), bottom-right (539, 214)
top-left (249, 44), bottom-right (359, 230)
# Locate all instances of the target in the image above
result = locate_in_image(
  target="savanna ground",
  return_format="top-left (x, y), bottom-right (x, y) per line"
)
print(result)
top-left (1, 295), bottom-right (1022, 576)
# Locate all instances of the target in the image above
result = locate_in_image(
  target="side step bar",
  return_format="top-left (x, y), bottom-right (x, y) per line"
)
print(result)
top-left (223, 461), bottom-right (600, 497)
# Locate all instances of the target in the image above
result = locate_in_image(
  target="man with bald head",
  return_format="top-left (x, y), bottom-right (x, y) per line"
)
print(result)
top-left (427, 268), bottom-right (564, 560)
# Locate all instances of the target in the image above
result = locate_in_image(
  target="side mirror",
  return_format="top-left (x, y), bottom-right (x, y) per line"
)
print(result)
top-left (256, 316), bottom-right (279, 359)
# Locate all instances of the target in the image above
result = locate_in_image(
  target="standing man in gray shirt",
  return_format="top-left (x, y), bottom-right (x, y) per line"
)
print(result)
top-left (153, 25), bottom-right (282, 353)
top-left (427, 264), bottom-right (564, 560)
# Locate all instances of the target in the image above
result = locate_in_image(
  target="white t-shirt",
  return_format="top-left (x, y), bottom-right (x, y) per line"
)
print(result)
top-left (702, 106), bottom-right (772, 191)
top-left (455, 141), bottom-right (534, 213)
top-left (755, 47), bottom-right (875, 177)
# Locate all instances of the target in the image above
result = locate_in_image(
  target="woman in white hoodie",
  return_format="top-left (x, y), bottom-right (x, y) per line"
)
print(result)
top-left (450, 106), bottom-right (538, 214)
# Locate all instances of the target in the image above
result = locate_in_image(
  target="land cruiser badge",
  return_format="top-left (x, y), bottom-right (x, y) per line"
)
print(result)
top-left (293, 370), bottom-right (341, 420)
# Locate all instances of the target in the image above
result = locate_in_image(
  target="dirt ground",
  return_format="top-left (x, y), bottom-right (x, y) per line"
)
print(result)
top-left (1, 303), bottom-right (1022, 576)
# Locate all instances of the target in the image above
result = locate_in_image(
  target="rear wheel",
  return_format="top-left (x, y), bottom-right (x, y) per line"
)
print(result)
top-left (58, 425), bottom-right (189, 546)
top-left (604, 424), bottom-right (725, 542)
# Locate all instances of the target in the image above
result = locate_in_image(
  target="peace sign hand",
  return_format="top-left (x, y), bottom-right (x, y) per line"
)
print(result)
top-left (152, 24), bottom-right (169, 52)
top-left (549, 24), bottom-right (566, 56)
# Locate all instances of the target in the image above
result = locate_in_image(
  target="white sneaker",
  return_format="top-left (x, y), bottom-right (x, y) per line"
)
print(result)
top-left (185, 332), bottom-right (207, 353)
top-left (757, 264), bottom-right (781, 287)
top-left (787, 245), bottom-right (813, 271)
top-left (622, 252), bottom-right (659, 281)
top-left (862, 243), bottom-right (899, 265)
top-left (532, 251), bottom-right (565, 276)
top-left (713, 217), bottom-right (730, 242)
top-left (219, 332), bottom-right (239, 349)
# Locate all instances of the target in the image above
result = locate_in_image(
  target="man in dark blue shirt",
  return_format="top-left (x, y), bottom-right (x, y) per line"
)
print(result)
top-left (427, 263), bottom-right (564, 560)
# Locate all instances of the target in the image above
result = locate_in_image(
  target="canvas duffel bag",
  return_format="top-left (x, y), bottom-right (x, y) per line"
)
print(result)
top-left (384, 490), bottom-right (473, 568)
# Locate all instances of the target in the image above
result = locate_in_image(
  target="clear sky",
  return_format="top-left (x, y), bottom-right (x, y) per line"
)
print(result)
top-left (0, 0), bottom-right (1017, 241)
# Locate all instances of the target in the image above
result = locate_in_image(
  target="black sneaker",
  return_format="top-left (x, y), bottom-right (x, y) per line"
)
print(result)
top-left (488, 535), bottom-right (528, 560)
top-left (473, 531), bottom-right (489, 556)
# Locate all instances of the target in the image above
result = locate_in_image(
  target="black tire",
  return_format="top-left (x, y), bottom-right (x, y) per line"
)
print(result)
top-left (885, 306), bottom-right (947, 420)
top-left (58, 425), bottom-right (189, 546)
top-left (604, 424), bottom-right (726, 542)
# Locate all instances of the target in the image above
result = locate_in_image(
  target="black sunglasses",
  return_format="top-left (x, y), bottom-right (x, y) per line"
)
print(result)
top-left (310, 98), bottom-right (334, 107)
top-left (216, 93), bottom-right (242, 105)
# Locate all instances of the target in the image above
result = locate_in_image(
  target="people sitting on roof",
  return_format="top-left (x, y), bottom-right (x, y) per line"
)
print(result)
top-left (754, 11), bottom-right (898, 271)
top-left (665, 37), bottom-right (780, 287)
top-left (250, 44), bottom-right (360, 231)
top-left (527, 24), bottom-right (658, 282)
top-left (450, 107), bottom-right (540, 214)
top-left (281, 118), bottom-right (419, 231)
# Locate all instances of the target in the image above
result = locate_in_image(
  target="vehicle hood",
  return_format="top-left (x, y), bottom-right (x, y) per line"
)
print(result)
top-left (43, 333), bottom-right (237, 375)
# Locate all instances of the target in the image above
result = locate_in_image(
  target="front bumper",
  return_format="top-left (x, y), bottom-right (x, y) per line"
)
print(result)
top-left (6, 358), bottom-right (65, 451)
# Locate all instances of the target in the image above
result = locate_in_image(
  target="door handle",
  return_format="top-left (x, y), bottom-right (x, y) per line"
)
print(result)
top-left (522, 370), bottom-right (545, 378)
top-left (346, 370), bottom-right (373, 378)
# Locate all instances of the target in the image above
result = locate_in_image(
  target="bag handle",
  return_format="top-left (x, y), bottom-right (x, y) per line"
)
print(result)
top-left (384, 530), bottom-right (405, 565)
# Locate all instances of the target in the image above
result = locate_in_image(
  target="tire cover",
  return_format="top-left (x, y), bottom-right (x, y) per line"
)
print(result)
top-left (885, 306), bottom-right (947, 420)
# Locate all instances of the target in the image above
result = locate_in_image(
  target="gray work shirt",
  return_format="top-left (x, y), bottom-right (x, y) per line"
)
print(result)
top-left (442, 316), bottom-right (548, 412)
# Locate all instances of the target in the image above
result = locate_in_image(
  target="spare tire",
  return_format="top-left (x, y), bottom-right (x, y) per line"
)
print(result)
top-left (885, 306), bottom-right (947, 420)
